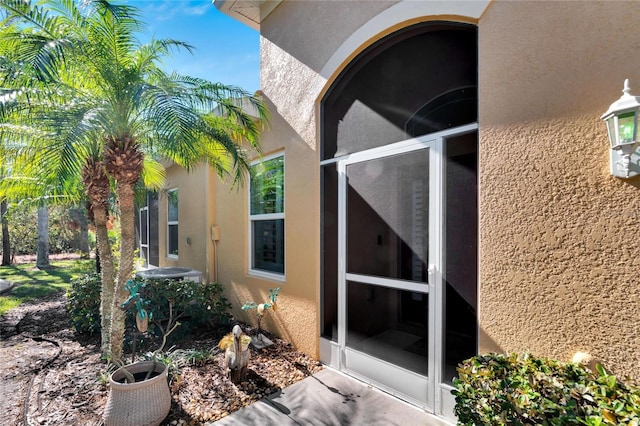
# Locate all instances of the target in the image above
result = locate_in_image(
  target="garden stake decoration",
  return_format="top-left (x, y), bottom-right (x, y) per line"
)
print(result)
top-left (118, 279), bottom-right (180, 382)
top-left (123, 279), bottom-right (150, 334)
top-left (219, 324), bottom-right (251, 384)
top-left (242, 287), bottom-right (280, 347)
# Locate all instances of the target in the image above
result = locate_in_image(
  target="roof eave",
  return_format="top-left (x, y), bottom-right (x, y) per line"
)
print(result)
top-left (213, 0), bottom-right (282, 30)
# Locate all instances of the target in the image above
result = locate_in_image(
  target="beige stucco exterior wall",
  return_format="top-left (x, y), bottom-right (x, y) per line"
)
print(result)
top-left (158, 163), bottom-right (214, 280)
top-left (210, 0), bottom-right (640, 380)
top-left (215, 0), bottom-right (488, 359)
top-left (479, 1), bottom-right (640, 381)
top-left (214, 95), bottom-right (318, 356)
top-left (233, 0), bottom-right (487, 359)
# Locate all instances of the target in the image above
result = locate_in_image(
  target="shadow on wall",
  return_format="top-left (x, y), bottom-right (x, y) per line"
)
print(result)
top-left (258, 92), bottom-right (317, 152)
top-left (478, 325), bottom-right (504, 355)
top-left (227, 280), bottom-right (296, 346)
top-left (624, 174), bottom-right (640, 190)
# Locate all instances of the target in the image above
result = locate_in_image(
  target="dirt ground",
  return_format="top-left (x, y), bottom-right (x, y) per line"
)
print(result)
top-left (0, 281), bottom-right (322, 425)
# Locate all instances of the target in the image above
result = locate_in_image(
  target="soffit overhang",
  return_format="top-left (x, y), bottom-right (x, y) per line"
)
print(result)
top-left (213, 0), bottom-right (282, 30)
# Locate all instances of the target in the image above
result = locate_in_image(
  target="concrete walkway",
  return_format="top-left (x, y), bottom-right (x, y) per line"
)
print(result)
top-left (209, 368), bottom-right (451, 426)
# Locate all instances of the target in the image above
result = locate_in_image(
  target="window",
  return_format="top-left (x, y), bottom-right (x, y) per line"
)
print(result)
top-left (139, 205), bottom-right (149, 267)
top-left (167, 189), bottom-right (178, 258)
top-left (249, 154), bottom-right (285, 277)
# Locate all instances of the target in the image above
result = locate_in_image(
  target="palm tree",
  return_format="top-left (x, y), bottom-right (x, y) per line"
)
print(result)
top-left (0, 0), bottom-right (268, 361)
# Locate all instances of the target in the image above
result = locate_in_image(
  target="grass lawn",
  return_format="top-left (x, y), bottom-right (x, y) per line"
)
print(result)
top-left (0, 259), bottom-right (94, 315)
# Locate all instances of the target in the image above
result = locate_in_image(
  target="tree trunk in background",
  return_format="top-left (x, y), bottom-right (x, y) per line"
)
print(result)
top-left (93, 206), bottom-right (115, 357)
top-left (82, 161), bottom-right (115, 358)
top-left (109, 182), bottom-right (137, 362)
top-left (1, 198), bottom-right (11, 266)
top-left (36, 206), bottom-right (50, 269)
top-left (71, 207), bottom-right (90, 258)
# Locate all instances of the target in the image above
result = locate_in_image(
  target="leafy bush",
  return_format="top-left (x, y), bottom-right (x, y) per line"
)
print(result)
top-left (67, 275), bottom-right (232, 339)
top-left (67, 273), bottom-right (102, 334)
top-left (453, 353), bottom-right (640, 425)
top-left (133, 278), bottom-right (232, 335)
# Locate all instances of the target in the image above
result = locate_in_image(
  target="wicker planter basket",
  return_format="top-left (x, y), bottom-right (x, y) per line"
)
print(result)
top-left (103, 361), bottom-right (171, 426)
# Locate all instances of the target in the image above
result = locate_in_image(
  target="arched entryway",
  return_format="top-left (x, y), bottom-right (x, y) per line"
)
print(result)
top-left (320, 21), bottom-right (478, 420)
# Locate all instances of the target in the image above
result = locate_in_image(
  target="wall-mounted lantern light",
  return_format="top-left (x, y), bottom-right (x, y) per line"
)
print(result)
top-left (601, 79), bottom-right (640, 178)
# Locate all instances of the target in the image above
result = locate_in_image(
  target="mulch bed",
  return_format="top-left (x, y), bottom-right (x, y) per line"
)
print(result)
top-left (0, 290), bottom-right (322, 425)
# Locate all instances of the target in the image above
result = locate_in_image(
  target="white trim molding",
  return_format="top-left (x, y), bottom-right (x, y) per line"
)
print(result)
top-left (319, 0), bottom-right (490, 82)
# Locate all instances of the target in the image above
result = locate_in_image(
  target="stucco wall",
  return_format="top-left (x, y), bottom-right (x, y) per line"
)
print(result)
top-left (260, 1), bottom-right (398, 148)
top-left (159, 163), bottom-right (212, 278)
top-left (479, 1), bottom-right (640, 381)
top-left (249, 0), bottom-right (488, 359)
top-left (214, 0), bottom-right (640, 381)
top-left (215, 95), bottom-right (319, 357)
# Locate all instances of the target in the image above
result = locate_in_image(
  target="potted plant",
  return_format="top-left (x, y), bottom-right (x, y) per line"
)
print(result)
top-left (103, 279), bottom-right (179, 426)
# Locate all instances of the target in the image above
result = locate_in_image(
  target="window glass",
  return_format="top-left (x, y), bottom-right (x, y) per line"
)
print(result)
top-left (346, 150), bottom-right (429, 282)
top-left (321, 23), bottom-right (477, 160)
top-left (252, 219), bottom-right (285, 273)
top-left (167, 189), bottom-right (178, 257)
top-left (140, 208), bottom-right (148, 245)
top-left (251, 156), bottom-right (284, 215)
top-left (250, 155), bottom-right (285, 276)
top-left (168, 190), bottom-right (179, 222)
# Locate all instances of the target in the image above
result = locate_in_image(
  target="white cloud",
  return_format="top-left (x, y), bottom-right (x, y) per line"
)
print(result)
top-left (140, 0), bottom-right (210, 22)
top-left (184, 3), bottom-right (210, 16)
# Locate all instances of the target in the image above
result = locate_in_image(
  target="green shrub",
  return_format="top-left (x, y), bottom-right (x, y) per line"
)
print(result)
top-left (67, 275), bottom-right (232, 339)
top-left (132, 278), bottom-right (232, 335)
top-left (452, 353), bottom-right (640, 425)
top-left (67, 273), bottom-right (101, 334)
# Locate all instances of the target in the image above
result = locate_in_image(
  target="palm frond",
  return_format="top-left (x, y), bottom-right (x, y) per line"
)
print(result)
top-left (140, 156), bottom-right (165, 191)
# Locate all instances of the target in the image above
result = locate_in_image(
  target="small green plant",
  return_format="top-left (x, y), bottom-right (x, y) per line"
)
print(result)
top-left (145, 348), bottom-right (214, 376)
top-left (96, 368), bottom-right (114, 387)
top-left (242, 287), bottom-right (280, 336)
top-left (453, 353), bottom-right (640, 425)
top-left (114, 278), bottom-right (232, 382)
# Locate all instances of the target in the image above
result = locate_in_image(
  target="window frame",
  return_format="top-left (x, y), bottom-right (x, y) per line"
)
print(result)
top-left (248, 152), bottom-right (285, 281)
top-left (139, 204), bottom-right (149, 267)
top-left (167, 188), bottom-right (179, 259)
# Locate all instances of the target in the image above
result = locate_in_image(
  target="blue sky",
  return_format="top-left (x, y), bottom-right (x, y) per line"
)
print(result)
top-left (130, 0), bottom-right (260, 93)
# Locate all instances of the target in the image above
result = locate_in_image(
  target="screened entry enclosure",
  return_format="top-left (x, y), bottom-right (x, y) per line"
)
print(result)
top-left (320, 22), bottom-right (478, 419)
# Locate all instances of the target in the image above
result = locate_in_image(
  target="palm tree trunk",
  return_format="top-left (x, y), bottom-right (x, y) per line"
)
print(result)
top-left (93, 206), bottom-right (115, 357)
top-left (1, 198), bottom-right (11, 266)
top-left (36, 205), bottom-right (50, 269)
top-left (109, 181), bottom-right (137, 362)
top-left (82, 160), bottom-right (116, 358)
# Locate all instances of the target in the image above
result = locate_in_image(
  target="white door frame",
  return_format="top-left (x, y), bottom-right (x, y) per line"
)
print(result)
top-left (320, 122), bottom-right (478, 419)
